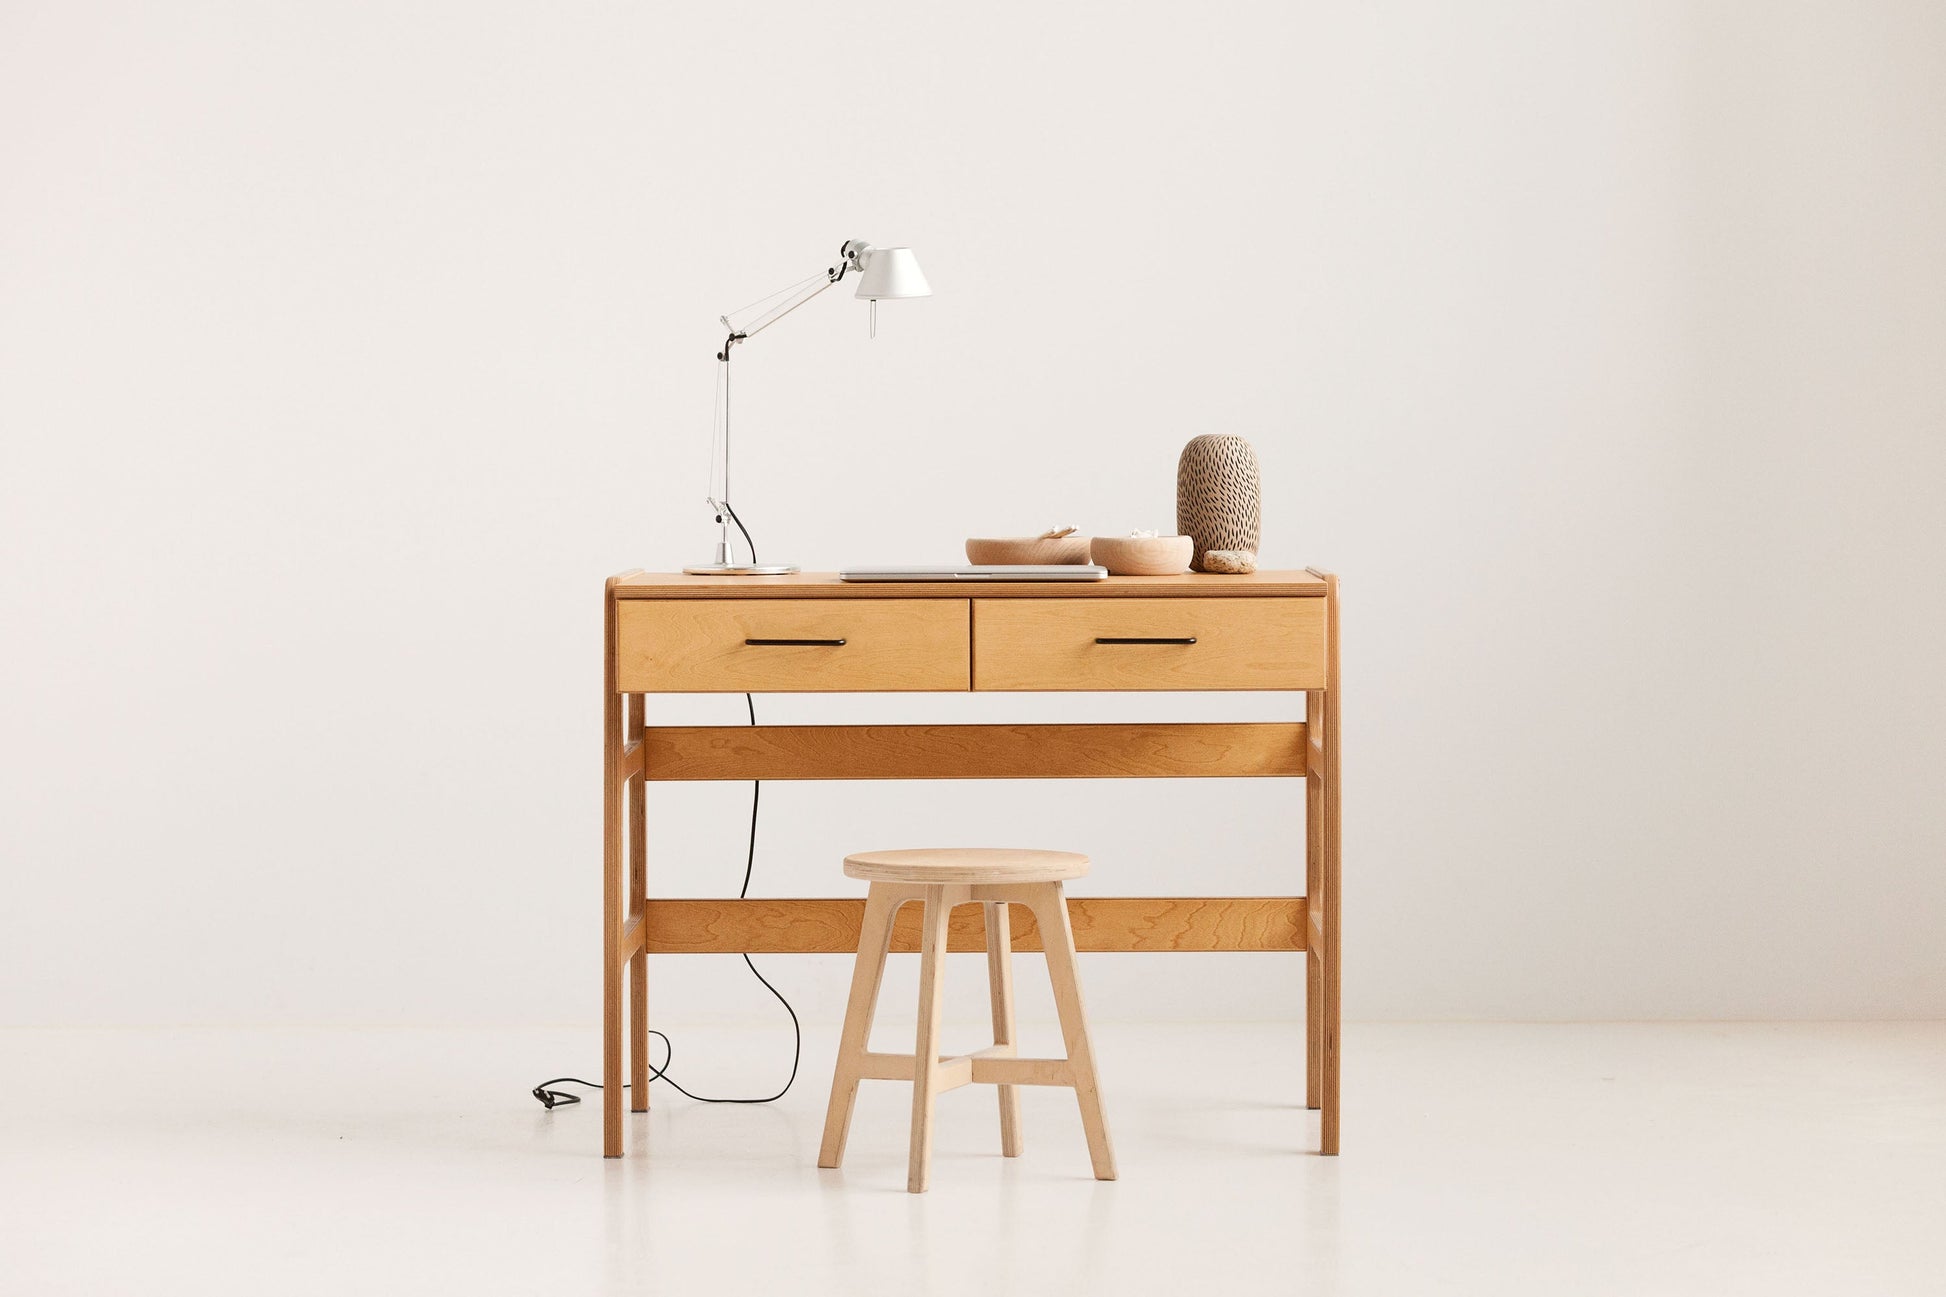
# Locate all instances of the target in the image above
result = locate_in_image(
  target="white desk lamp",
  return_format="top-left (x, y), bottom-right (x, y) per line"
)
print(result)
top-left (686, 239), bottom-right (931, 576)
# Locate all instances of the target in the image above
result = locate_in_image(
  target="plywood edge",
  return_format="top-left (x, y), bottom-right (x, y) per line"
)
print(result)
top-left (611, 572), bottom-right (1329, 599)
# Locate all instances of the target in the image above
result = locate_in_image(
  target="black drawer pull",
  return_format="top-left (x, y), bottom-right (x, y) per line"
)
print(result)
top-left (745, 637), bottom-right (846, 647)
top-left (1095, 636), bottom-right (1196, 645)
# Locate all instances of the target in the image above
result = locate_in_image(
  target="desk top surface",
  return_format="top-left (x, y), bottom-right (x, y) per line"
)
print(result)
top-left (611, 570), bottom-right (1330, 599)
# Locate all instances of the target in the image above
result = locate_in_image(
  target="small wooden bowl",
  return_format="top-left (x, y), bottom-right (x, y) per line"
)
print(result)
top-left (1089, 535), bottom-right (1192, 576)
top-left (965, 536), bottom-right (1093, 565)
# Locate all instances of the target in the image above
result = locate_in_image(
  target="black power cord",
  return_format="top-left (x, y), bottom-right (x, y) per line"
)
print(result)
top-left (718, 500), bottom-right (758, 569)
top-left (533, 519), bottom-right (802, 1111)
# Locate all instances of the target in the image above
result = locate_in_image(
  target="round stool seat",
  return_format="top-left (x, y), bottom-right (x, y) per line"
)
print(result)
top-left (843, 847), bottom-right (1090, 885)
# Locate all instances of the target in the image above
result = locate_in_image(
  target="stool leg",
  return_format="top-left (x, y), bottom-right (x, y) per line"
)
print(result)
top-left (818, 885), bottom-right (900, 1170)
top-left (1029, 883), bottom-right (1117, 1181)
top-left (984, 900), bottom-right (1023, 1157)
top-left (907, 887), bottom-right (954, 1193)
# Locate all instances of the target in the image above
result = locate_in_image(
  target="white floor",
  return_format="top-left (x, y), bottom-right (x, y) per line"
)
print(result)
top-left (4, 1022), bottom-right (1943, 1295)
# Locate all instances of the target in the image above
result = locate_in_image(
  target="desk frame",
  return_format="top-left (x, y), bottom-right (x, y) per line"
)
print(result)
top-left (601, 569), bottom-right (1340, 1157)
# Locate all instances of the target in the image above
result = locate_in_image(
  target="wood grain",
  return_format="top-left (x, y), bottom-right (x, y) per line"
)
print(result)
top-left (600, 573), bottom-right (636, 1158)
top-left (612, 570), bottom-right (1330, 599)
top-left (972, 597), bottom-right (1327, 691)
top-left (845, 847), bottom-right (1089, 884)
top-left (1306, 566), bottom-right (1343, 1156)
top-left (844, 1049), bottom-right (1074, 1088)
top-left (821, 879), bottom-right (1116, 1191)
top-left (642, 722), bottom-right (1307, 781)
top-left (641, 896), bottom-right (1307, 954)
top-left (618, 739), bottom-right (644, 780)
top-left (969, 1056), bottom-right (1077, 1087)
top-left (615, 598), bottom-right (969, 693)
top-left (1031, 884), bottom-right (1117, 1179)
top-left (616, 913), bottom-right (643, 962)
top-left (626, 692), bottom-right (648, 1113)
top-left (985, 900), bottom-right (1023, 1156)
top-left (908, 889), bottom-right (956, 1191)
top-left (816, 886), bottom-right (901, 1171)
top-left (1306, 741), bottom-right (1323, 1110)
top-left (1322, 571), bottom-right (1343, 1155)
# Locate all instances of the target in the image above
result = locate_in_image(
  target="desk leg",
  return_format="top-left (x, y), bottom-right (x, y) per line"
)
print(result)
top-left (1309, 574), bottom-right (1342, 1156)
top-left (1306, 713), bottom-right (1323, 1111)
top-left (602, 585), bottom-right (626, 1157)
top-left (627, 693), bottom-right (649, 1112)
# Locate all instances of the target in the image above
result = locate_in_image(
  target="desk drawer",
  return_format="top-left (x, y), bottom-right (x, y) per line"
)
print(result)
top-left (616, 599), bottom-right (969, 693)
top-left (973, 597), bottom-right (1325, 691)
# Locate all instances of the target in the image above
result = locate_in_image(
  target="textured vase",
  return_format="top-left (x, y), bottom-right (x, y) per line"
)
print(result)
top-left (1176, 435), bottom-right (1261, 572)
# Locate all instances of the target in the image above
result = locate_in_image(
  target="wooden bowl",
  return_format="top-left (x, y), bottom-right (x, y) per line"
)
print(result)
top-left (1089, 535), bottom-right (1192, 576)
top-left (965, 536), bottom-right (1093, 565)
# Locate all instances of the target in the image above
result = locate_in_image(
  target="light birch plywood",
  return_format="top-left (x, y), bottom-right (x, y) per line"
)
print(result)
top-left (972, 597), bottom-right (1325, 691)
top-left (600, 573), bottom-right (637, 1157)
top-left (985, 901), bottom-right (1023, 1157)
top-left (638, 896), bottom-right (1308, 954)
top-left (641, 722), bottom-right (1307, 781)
top-left (907, 889), bottom-right (958, 1192)
top-left (615, 598), bottom-right (969, 693)
top-left (844, 847), bottom-right (1089, 884)
top-left (819, 878), bottom-right (1115, 1193)
top-left (610, 570), bottom-right (1329, 599)
top-left (816, 886), bottom-right (902, 1171)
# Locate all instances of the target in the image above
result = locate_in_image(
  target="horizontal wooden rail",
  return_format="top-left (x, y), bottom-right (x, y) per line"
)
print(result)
top-left (971, 1055), bottom-right (1076, 1087)
top-left (852, 1050), bottom-right (1075, 1090)
top-left (637, 896), bottom-right (1307, 955)
top-left (641, 722), bottom-right (1307, 781)
top-left (855, 1051), bottom-right (924, 1082)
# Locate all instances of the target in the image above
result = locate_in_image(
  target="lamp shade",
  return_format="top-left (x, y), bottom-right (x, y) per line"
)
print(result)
top-left (854, 247), bottom-right (931, 300)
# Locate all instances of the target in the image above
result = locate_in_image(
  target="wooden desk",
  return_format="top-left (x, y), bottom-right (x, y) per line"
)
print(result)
top-left (601, 569), bottom-right (1342, 1157)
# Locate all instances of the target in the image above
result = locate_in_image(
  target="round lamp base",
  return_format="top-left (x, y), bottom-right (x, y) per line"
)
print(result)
top-left (682, 563), bottom-right (799, 576)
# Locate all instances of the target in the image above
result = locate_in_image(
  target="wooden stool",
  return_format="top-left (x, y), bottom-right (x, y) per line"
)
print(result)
top-left (816, 848), bottom-right (1117, 1193)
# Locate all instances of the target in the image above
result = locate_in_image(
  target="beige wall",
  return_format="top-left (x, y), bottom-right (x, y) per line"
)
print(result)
top-left (3, 1), bottom-right (1942, 1026)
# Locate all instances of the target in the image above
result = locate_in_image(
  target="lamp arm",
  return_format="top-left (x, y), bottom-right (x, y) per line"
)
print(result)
top-left (715, 239), bottom-right (869, 356)
top-left (730, 274), bottom-right (836, 344)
